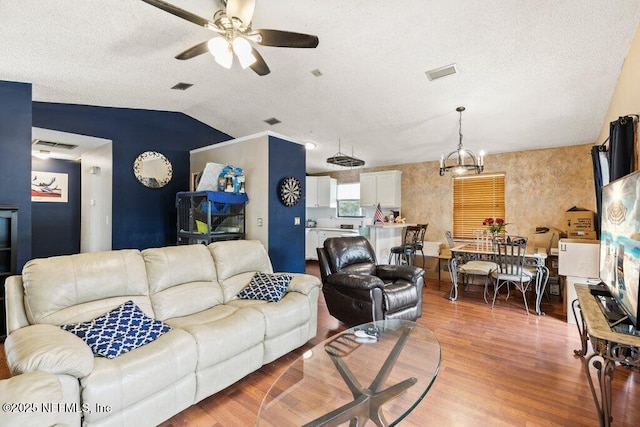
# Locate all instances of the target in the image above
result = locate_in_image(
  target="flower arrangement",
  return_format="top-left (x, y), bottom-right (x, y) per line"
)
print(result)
top-left (483, 217), bottom-right (507, 236)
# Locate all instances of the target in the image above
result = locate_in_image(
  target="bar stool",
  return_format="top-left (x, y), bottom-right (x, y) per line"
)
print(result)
top-left (388, 224), bottom-right (428, 267)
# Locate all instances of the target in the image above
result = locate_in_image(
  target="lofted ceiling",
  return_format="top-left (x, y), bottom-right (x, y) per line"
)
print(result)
top-left (1, 0), bottom-right (639, 173)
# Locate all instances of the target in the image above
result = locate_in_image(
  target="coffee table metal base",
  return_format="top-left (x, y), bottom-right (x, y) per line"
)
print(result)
top-left (304, 326), bottom-right (416, 427)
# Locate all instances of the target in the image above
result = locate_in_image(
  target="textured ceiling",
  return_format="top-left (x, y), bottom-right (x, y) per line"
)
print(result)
top-left (1, 0), bottom-right (639, 173)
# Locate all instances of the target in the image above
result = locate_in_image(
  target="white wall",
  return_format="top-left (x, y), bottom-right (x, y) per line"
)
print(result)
top-left (190, 134), bottom-right (269, 247)
top-left (81, 142), bottom-right (112, 252)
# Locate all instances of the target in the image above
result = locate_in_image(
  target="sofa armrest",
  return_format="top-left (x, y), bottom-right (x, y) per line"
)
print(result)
top-left (287, 273), bottom-right (322, 295)
top-left (376, 265), bottom-right (425, 282)
top-left (4, 275), bottom-right (30, 333)
top-left (326, 273), bottom-right (384, 291)
top-left (0, 371), bottom-right (65, 427)
top-left (5, 324), bottom-right (94, 378)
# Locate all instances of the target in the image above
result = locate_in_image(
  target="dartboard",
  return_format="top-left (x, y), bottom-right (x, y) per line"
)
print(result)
top-left (279, 176), bottom-right (302, 207)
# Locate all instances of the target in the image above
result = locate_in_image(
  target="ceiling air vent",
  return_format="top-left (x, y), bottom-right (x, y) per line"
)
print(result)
top-left (425, 63), bottom-right (458, 81)
top-left (32, 139), bottom-right (78, 150)
top-left (264, 117), bottom-right (281, 125)
top-left (171, 82), bottom-right (193, 90)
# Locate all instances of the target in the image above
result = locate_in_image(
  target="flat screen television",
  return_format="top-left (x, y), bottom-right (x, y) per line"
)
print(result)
top-left (599, 169), bottom-right (640, 329)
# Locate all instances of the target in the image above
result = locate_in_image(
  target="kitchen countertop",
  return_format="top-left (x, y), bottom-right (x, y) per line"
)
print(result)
top-left (370, 223), bottom-right (417, 228)
top-left (305, 227), bottom-right (359, 232)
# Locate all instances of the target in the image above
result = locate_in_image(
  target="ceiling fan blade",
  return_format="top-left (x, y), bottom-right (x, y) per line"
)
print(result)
top-left (249, 48), bottom-right (270, 76)
top-left (225, 0), bottom-right (256, 27)
top-left (141, 0), bottom-right (217, 30)
top-left (175, 41), bottom-right (210, 60)
top-left (250, 29), bottom-right (319, 48)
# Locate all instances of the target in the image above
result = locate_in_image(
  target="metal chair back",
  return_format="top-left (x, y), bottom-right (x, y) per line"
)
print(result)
top-left (495, 236), bottom-right (528, 276)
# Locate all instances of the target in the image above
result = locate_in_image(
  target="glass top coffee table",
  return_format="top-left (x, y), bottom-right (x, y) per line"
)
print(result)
top-left (257, 320), bottom-right (441, 427)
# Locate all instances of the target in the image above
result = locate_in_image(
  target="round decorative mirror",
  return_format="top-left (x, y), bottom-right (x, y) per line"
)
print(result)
top-left (133, 151), bottom-right (173, 189)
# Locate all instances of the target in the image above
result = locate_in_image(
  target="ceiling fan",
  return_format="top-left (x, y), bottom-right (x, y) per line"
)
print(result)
top-left (141, 0), bottom-right (319, 76)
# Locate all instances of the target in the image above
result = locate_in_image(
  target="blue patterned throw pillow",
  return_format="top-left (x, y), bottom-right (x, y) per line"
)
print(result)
top-left (60, 300), bottom-right (171, 359)
top-left (237, 272), bottom-right (293, 303)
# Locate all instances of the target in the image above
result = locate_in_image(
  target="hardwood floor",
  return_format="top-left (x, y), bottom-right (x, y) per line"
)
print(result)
top-left (2, 263), bottom-right (639, 426)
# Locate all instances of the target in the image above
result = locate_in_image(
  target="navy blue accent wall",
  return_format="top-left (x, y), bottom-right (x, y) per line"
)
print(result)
top-left (32, 102), bottom-right (231, 250)
top-left (268, 136), bottom-right (306, 273)
top-left (0, 81), bottom-right (32, 269)
top-left (31, 158), bottom-right (81, 258)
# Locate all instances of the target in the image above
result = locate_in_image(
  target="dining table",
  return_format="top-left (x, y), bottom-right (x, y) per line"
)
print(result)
top-left (448, 242), bottom-right (550, 315)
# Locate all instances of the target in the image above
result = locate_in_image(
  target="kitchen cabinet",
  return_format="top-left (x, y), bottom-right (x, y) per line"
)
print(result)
top-left (367, 224), bottom-right (405, 265)
top-left (305, 229), bottom-right (319, 260)
top-left (359, 170), bottom-right (401, 207)
top-left (306, 176), bottom-right (337, 208)
top-left (305, 228), bottom-right (359, 260)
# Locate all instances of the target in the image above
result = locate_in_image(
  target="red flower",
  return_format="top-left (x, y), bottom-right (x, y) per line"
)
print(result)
top-left (483, 217), bottom-right (508, 235)
top-left (482, 218), bottom-right (494, 226)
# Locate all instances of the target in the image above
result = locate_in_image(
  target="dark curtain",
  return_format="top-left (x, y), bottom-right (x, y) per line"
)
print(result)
top-left (591, 146), bottom-right (607, 239)
top-left (592, 115), bottom-right (637, 239)
top-left (609, 116), bottom-right (637, 182)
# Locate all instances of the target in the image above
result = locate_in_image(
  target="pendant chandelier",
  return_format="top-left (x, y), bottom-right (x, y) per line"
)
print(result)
top-left (439, 106), bottom-right (484, 176)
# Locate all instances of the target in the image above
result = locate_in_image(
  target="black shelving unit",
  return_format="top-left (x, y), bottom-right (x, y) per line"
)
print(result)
top-left (0, 205), bottom-right (18, 341)
top-left (176, 191), bottom-right (248, 245)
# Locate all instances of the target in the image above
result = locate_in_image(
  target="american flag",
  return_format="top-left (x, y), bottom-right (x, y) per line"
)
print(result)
top-left (374, 203), bottom-right (385, 223)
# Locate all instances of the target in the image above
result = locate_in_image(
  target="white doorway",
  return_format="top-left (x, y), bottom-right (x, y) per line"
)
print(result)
top-left (32, 127), bottom-right (112, 253)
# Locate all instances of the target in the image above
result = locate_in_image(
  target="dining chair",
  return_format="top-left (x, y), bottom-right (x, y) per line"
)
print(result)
top-left (458, 258), bottom-right (498, 304)
top-left (491, 236), bottom-right (535, 314)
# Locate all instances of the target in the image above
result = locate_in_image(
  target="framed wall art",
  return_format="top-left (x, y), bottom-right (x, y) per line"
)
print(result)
top-left (31, 171), bottom-right (68, 203)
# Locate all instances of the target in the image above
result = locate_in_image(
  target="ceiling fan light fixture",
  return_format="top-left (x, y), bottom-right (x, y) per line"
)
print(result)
top-left (208, 37), bottom-right (233, 68)
top-left (232, 37), bottom-right (256, 69)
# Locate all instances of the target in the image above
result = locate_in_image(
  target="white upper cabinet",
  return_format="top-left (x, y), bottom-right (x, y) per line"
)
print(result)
top-left (306, 176), bottom-right (337, 207)
top-left (359, 170), bottom-right (402, 207)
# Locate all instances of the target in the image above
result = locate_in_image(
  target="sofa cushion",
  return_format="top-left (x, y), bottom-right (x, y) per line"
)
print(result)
top-left (228, 291), bottom-right (311, 339)
top-left (142, 245), bottom-right (223, 320)
top-left (80, 329), bottom-right (197, 424)
top-left (208, 240), bottom-right (274, 301)
top-left (179, 307), bottom-right (265, 369)
top-left (237, 272), bottom-right (293, 303)
top-left (22, 249), bottom-right (151, 325)
top-left (61, 301), bottom-right (171, 359)
top-left (209, 240), bottom-right (273, 279)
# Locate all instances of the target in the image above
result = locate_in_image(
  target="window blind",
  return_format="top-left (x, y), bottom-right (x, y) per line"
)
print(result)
top-left (453, 173), bottom-right (506, 239)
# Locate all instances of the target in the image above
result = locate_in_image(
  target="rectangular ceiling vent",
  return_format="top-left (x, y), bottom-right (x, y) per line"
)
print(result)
top-left (32, 139), bottom-right (78, 150)
top-left (425, 63), bottom-right (458, 81)
top-left (264, 117), bottom-right (281, 125)
top-left (171, 82), bottom-right (193, 90)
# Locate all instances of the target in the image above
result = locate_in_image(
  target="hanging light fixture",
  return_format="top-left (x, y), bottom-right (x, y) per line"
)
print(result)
top-left (232, 37), bottom-right (257, 69)
top-left (439, 106), bottom-right (484, 176)
top-left (326, 139), bottom-right (365, 167)
top-left (208, 37), bottom-right (233, 69)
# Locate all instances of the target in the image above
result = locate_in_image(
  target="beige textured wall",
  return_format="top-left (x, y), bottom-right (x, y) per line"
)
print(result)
top-left (320, 143), bottom-right (595, 244)
top-left (190, 135), bottom-right (269, 246)
top-left (596, 24), bottom-right (640, 144)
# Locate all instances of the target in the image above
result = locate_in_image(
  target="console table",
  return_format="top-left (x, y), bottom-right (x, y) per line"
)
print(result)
top-left (573, 284), bottom-right (640, 426)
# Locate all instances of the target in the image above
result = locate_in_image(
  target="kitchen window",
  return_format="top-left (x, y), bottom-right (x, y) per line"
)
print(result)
top-left (453, 173), bottom-right (505, 239)
top-left (337, 183), bottom-right (364, 217)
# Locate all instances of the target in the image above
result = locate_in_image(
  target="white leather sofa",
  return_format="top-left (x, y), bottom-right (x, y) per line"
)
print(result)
top-left (0, 371), bottom-right (67, 427)
top-left (3, 240), bottom-right (321, 427)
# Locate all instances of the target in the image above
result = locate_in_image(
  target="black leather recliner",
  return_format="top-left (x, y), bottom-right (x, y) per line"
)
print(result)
top-left (317, 236), bottom-right (425, 326)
